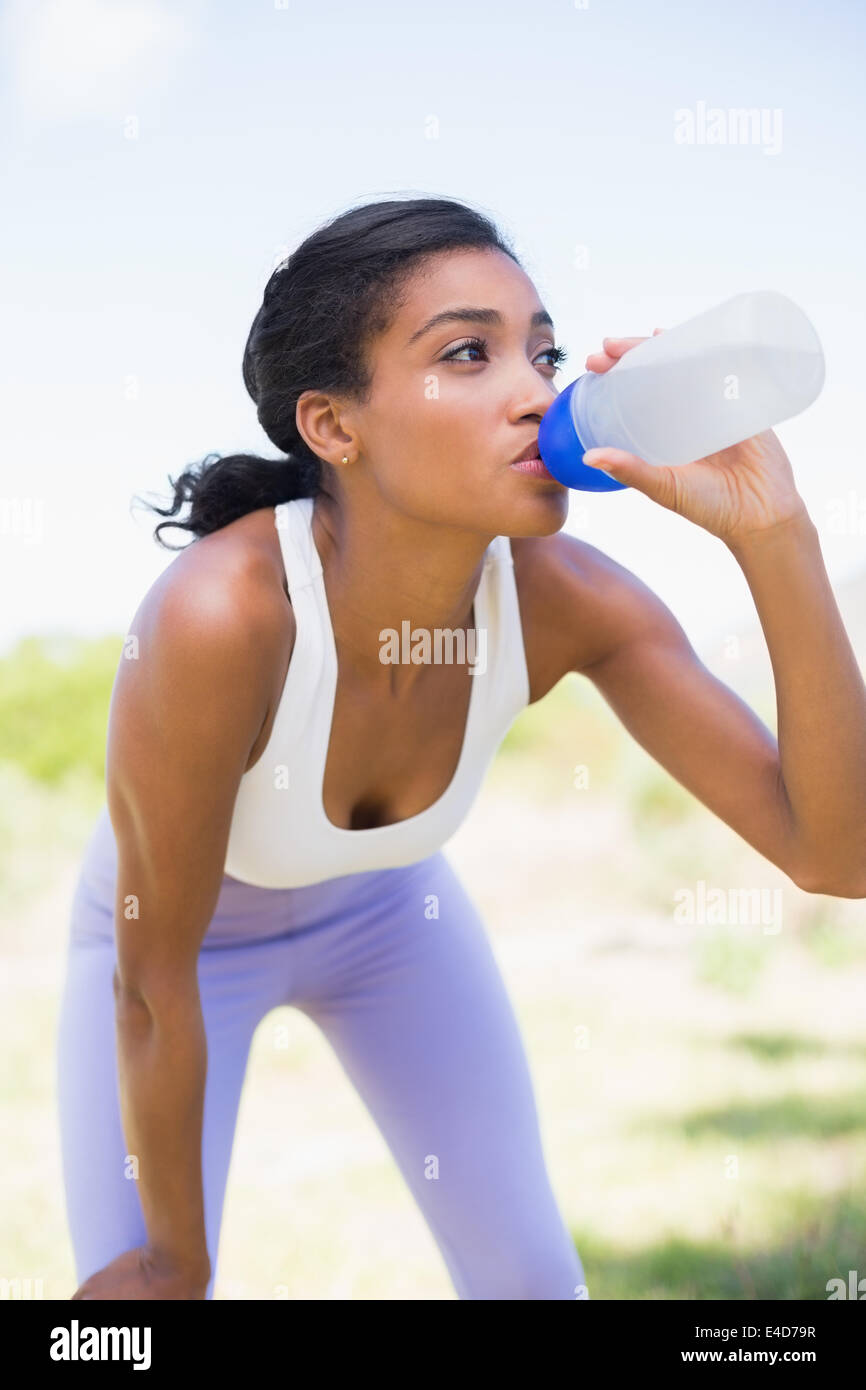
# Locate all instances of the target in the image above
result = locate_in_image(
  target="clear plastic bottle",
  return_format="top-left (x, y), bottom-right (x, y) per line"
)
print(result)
top-left (537, 290), bottom-right (826, 492)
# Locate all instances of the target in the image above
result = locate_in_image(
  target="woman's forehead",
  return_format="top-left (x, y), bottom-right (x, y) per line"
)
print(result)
top-left (392, 253), bottom-right (546, 344)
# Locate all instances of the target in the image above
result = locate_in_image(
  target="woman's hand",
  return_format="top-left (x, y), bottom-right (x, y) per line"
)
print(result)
top-left (581, 330), bottom-right (811, 547)
top-left (70, 1245), bottom-right (210, 1301)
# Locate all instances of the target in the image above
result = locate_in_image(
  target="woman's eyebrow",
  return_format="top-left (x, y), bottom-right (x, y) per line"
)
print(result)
top-left (406, 306), bottom-right (554, 347)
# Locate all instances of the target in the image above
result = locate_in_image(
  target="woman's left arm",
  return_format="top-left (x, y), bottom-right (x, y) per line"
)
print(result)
top-left (570, 333), bottom-right (866, 898)
top-left (719, 509), bottom-right (866, 896)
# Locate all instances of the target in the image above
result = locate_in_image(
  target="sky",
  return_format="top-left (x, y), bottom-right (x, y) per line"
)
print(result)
top-left (1, 0), bottom-right (865, 662)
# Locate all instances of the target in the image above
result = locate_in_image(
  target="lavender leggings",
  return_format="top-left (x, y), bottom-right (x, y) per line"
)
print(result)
top-left (56, 805), bottom-right (587, 1301)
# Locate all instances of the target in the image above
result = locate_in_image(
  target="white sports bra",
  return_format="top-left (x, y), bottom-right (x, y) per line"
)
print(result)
top-left (222, 496), bottom-right (531, 888)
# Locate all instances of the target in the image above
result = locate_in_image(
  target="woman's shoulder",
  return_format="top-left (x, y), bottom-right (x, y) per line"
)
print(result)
top-left (118, 508), bottom-right (296, 752)
top-left (508, 529), bottom-right (666, 697)
top-left (139, 506), bottom-right (294, 643)
top-left (105, 510), bottom-right (298, 878)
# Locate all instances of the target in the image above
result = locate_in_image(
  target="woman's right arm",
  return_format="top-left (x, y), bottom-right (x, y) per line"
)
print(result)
top-left (101, 554), bottom-right (292, 1295)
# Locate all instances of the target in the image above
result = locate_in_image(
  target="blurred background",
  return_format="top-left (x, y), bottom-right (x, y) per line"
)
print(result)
top-left (1, 0), bottom-right (864, 1299)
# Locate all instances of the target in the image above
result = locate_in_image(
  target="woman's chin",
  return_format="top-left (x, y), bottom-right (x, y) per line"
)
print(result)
top-left (503, 485), bottom-right (570, 535)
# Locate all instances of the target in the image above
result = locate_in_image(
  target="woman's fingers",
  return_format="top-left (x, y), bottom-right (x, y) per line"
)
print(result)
top-left (603, 335), bottom-right (646, 351)
top-left (586, 328), bottom-right (666, 371)
top-left (585, 342), bottom-right (635, 371)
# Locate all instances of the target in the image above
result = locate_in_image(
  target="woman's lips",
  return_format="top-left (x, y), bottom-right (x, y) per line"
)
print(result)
top-left (509, 455), bottom-right (556, 479)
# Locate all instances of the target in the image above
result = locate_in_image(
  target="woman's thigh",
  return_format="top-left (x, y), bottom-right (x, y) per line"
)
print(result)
top-left (290, 851), bottom-right (589, 1300)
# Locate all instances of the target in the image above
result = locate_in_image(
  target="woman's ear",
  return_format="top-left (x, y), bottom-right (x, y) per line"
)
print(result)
top-left (295, 390), bottom-right (357, 468)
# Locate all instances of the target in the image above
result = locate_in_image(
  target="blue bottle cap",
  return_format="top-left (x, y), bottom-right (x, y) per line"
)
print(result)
top-left (538, 377), bottom-right (628, 492)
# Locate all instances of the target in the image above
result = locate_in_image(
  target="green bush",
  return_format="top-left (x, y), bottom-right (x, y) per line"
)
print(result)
top-left (0, 633), bottom-right (121, 787)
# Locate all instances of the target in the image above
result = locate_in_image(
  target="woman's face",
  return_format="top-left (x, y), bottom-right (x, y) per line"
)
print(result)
top-left (340, 246), bottom-right (571, 536)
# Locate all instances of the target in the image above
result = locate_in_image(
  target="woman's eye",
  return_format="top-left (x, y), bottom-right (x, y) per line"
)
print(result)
top-left (441, 336), bottom-right (489, 363)
top-left (441, 338), bottom-right (569, 370)
top-left (540, 344), bottom-right (569, 371)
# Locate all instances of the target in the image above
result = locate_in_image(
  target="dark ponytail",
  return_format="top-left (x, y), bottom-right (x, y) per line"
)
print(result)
top-left (135, 194), bottom-right (519, 549)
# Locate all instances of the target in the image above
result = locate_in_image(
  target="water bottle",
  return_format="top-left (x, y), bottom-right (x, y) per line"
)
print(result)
top-left (537, 290), bottom-right (826, 492)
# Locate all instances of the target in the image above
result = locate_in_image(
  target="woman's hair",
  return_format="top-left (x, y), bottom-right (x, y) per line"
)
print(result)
top-left (137, 195), bottom-right (520, 549)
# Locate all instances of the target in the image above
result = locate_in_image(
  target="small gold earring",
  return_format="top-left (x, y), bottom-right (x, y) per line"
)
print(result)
top-left (341, 455), bottom-right (348, 465)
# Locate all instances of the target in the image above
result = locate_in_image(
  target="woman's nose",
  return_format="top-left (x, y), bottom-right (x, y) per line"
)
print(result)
top-left (507, 367), bottom-right (559, 422)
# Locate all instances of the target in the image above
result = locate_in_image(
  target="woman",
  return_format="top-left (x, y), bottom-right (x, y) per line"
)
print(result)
top-left (58, 195), bottom-right (866, 1302)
